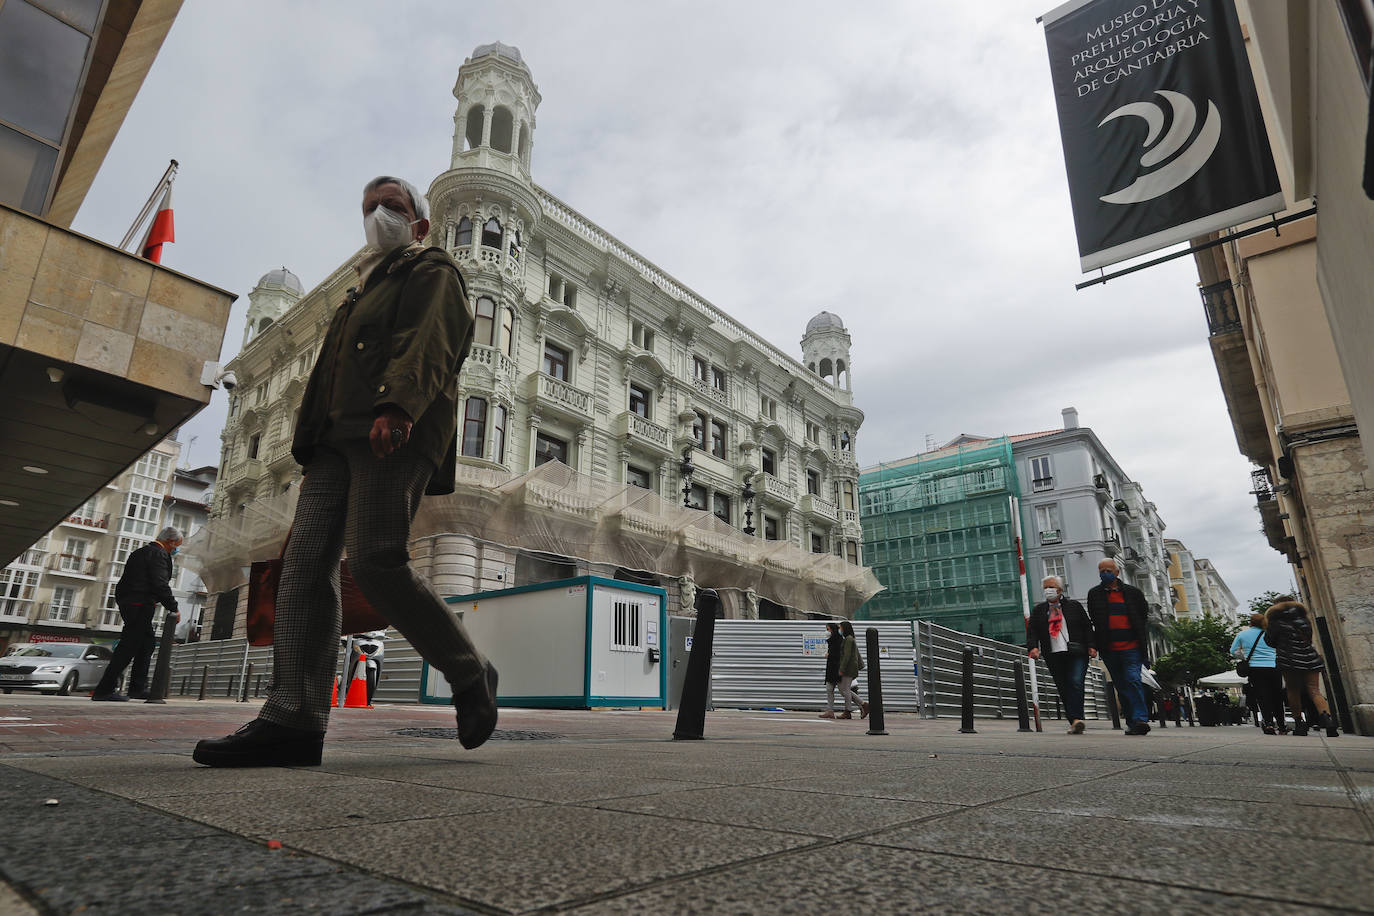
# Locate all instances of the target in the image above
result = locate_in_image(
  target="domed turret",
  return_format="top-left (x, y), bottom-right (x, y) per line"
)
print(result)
top-left (802, 311), bottom-right (852, 391)
top-left (449, 42), bottom-right (541, 177)
top-left (242, 266), bottom-right (303, 348)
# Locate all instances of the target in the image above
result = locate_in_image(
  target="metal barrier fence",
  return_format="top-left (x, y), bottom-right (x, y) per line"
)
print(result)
top-left (709, 620), bottom-right (921, 712)
top-left (914, 620), bottom-right (1110, 720)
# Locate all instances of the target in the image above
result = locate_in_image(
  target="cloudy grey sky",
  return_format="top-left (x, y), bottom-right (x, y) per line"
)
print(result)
top-left (72, 1), bottom-right (1294, 607)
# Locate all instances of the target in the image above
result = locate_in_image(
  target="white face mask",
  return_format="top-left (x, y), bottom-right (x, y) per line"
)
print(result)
top-left (364, 205), bottom-right (416, 251)
top-left (1043, 587), bottom-right (1061, 602)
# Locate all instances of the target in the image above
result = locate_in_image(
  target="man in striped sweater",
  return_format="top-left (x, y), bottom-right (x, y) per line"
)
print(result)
top-left (1087, 557), bottom-right (1152, 736)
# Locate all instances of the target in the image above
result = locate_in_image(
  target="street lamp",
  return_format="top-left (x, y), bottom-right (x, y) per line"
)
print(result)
top-left (679, 445), bottom-right (696, 509)
top-left (741, 473), bottom-right (756, 536)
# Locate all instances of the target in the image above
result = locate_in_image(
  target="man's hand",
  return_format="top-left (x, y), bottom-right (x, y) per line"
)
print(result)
top-left (1028, 648), bottom-right (1040, 660)
top-left (370, 405), bottom-right (413, 458)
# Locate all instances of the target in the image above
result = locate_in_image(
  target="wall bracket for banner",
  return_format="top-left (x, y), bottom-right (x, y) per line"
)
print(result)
top-left (1074, 206), bottom-right (1317, 291)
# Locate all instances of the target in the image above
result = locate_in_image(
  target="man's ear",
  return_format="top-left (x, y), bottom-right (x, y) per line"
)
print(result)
top-left (414, 217), bottom-right (431, 241)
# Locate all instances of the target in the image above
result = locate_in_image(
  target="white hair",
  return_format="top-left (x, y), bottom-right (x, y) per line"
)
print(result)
top-left (363, 175), bottom-right (429, 220)
top-left (157, 526), bottom-right (183, 543)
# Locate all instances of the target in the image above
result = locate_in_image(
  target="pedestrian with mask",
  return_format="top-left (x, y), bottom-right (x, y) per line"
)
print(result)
top-left (92, 526), bottom-right (182, 701)
top-left (819, 622), bottom-right (844, 719)
top-left (1265, 597), bottom-right (1339, 737)
top-left (836, 620), bottom-right (868, 720)
top-left (195, 176), bottom-right (495, 767)
top-left (1231, 613), bottom-right (1282, 734)
top-left (1087, 557), bottom-right (1152, 735)
top-left (1026, 575), bottom-right (1096, 734)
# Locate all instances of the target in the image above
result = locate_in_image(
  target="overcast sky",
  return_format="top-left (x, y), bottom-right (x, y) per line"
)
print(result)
top-left (72, 1), bottom-right (1294, 608)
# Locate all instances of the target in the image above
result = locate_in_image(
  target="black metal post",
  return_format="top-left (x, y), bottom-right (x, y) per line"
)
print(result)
top-left (1314, 616), bottom-right (1354, 734)
top-left (197, 666), bottom-right (208, 700)
top-left (240, 663), bottom-right (253, 702)
top-left (673, 588), bottom-right (719, 740)
top-left (1106, 682), bottom-right (1122, 730)
top-left (958, 646), bottom-right (977, 734)
top-left (226, 676), bottom-right (236, 698)
top-left (143, 614), bottom-right (177, 704)
top-left (1156, 692), bottom-right (1167, 728)
top-left (1014, 661), bottom-right (1031, 732)
top-left (864, 628), bottom-right (887, 736)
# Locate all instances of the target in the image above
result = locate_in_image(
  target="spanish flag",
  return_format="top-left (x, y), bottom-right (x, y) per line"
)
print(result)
top-left (140, 183), bottom-right (175, 263)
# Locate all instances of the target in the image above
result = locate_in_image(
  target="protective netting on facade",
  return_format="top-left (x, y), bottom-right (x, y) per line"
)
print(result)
top-left (182, 459), bottom-right (882, 617)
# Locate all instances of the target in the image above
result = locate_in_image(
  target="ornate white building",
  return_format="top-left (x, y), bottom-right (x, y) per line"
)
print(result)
top-left (207, 43), bottom-right (865, 629)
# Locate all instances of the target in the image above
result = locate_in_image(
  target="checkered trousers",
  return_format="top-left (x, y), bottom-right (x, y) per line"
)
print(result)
top-left (258, 441), bottom-right (485, 734)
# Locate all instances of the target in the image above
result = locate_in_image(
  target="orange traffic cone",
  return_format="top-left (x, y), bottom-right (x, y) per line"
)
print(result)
top-left (343, 654), bottom-right (371, 708)
top-left (330, 675), bottom-right (340, 707)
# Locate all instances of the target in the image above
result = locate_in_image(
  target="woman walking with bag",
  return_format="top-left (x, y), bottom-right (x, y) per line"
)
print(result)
top-left (1025, 576), bottom-right (1095, 734)
top-left (1266, 598), bottom-right (1339, 737)
top-left (819, 622), bottom-right (844, 719)
top-left (836, 620), bottom-right (869, 720)
top-left (1231, 613), bottom-right (1282, 734)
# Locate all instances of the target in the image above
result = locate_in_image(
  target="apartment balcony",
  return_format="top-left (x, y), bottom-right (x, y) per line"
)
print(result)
top-left (1200, 280), bottom-right (1241, 336)
top-left (1122, 546), bottom-right (1142, 566)
top-left (1102, 529), bottom-right (1121, 556)
top-left (692, 376), bottom-right (729, 409)
top-left (840, 508), bottom-right (860, 527)
top-left (800, 492), bottom-right (839, 523)
top-left (1039, 528), bottom-right (1062, 545)
top-left (45, 554), bottom-right (99, 578)
top-left (530, 372), bottom-right (594, 422)
top-left (10, 548), bottom-right (46, 569)
top-left (1251, 469), bottom-right (1290, 557)
top-left (1112, 498), bottom-right (1132, 517)
top-left (830, 448), bottom-right (859, 473)
top-left (266, 438), bottom-right (296, 474)
top-left (34, 604), bottom-right (89, 627)
top-left (1093, 474), bottom-right (1110, 501)
top-left (0, 603), bottom-right (34, 625)
top-left (618, 411), bottom-right (672, 455)
top-left (758, 472), bottom-right (797, 505)
top-left (1031, 476), bottom-right (1055, 491)
top-left (61, 512), bottom-right (110, 531)
top-left (0, 203), bottom-right (237, 567)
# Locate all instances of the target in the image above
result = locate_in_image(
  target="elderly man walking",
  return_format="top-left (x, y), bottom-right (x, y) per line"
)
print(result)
top-left (92, 526), bottom-right (182, 701)
top-left (195, 176), bottom-right (495, 767)
top-left (1087, 557), bottom-right (1152, 735)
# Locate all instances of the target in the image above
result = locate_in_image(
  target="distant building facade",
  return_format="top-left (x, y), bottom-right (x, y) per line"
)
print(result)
top-left (207, 43), bottom-right (865, 635)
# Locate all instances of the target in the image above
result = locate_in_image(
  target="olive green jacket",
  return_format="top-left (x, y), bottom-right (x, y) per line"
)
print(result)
top-left (292, 244), bottom-right (473, 494)
top-left (839, 635), bottom-right (863, 679)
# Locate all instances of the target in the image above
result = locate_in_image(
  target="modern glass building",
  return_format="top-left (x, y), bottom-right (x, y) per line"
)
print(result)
top-left (857, 437), bottom-right (1026, 643)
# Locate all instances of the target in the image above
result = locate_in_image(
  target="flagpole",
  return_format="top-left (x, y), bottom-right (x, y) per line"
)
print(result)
top-left (120, 159), bottom-right (178, 251)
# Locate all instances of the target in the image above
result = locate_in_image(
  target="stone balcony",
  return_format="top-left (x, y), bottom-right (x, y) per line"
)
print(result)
top-left (759, 472), bottom-right (797, 505)
top-left (530, 372), bottom-right (594, 422)
top-left (619, 411), bottom-right (672, 455)
top-left (800, 493), bottom-right (839, 523)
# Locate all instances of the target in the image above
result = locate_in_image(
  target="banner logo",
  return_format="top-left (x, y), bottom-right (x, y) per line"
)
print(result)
top-left (1099, 90), bottom-right (1220, 204)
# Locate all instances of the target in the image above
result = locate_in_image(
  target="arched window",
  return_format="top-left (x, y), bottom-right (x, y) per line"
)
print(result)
top-left (819, 358), bottom-right (833, 379)
top-left (500, 307), bottom-right (514, 355)
top-left (493, 405), bottom-right (507, 463)
top-left (456, 217), bottom-right (472, 246)
top-left (474, 297), bottom-right (496, 347)
top-left (481, 217), bottom-right (502, 249)
top-left (257, 317), bottom-right (273, 333)
top-left (462, 397), bottom-right (487, 458)
top-left (490, 106), bottom-right (514, 152)
top-left (464, 106), bottom-right (484, 151)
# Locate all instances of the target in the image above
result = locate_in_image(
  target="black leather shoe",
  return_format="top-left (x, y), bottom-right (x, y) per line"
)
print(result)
top-left (192, 719), bottom-right (324, 768)
top-left (453, 662), bottom-right (498, 750)
top-left (91, 692), bottom-right (129, 702)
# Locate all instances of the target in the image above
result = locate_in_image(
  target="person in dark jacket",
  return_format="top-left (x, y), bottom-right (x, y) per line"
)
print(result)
top-left (1086, 557), bottom-right (1152, 735)
top-left (836, 620), bottom-right (868, 720)
top-left (1265, 598), bottom-right (1339, 737)
top-left (195, 176), bottom-right (495, 768)
top-left (92, 526), bottom-right (182, 701)
top-left (1026, 576), bottom-right (1096, 734)
top-left (819, 622), bottom-right (844, 719)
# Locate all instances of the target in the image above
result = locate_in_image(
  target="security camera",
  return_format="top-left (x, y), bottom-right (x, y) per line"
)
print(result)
top-left (218, 370), bottom-right (238, 391)
top-left (200, 361), bottom-right (238, 391)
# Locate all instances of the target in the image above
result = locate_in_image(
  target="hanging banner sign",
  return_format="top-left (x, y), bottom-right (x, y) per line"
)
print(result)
top-left (1041, 0), bottom-right (1283, 271)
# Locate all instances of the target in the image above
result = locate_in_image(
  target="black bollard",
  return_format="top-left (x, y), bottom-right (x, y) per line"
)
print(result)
top-left (864, 628), bottom-right (888, 736)
top-left (197, 666), bottom-right (208, 700)
top-left (673, 588), bottom-right (720, 740)
top-left (1157, 694), bottom-right (1167, 728)
top-left (1014, 661), bottom-right (1031, 732)
top-left (144, 614), bottom-right (177, 704)
top-left (958, 646), bottom-right (977, 734)
top-left (240, 663), bottom-right (253, 702)
top-left (1106, 683), bottom-right (1122, 730)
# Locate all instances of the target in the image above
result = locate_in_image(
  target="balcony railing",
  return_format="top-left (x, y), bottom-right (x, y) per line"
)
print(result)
top-left (467, 343), bottom-right (517, 377)
top-left (1102, 529), bottom-right (1121, 555)
top-left (46, 554), bottom-right (99, 577)
top-left (620, 411), bottom-right (671, 451)
top-left (1031, 476), bottom-right (1054, 491)
top-left (1250, 468), bottom-right (1275, 501)
top-left (841, 508), bottom-right (860, 525)
top-left (760, 472), bottom-right (797, 504)
top-left (0, 601), bottom-right (34, 621)
top-left (535, 373), bottom-right (593, 419)
top-left (1039, 529), bottom-right (1061, 544)
top-left (1200, 280), bottom-right (1241, 336)
top-left (11, 548), bottom-right (46, 568)
top-left (36, 604), bottom-right (88, 625)
top-left (800, 493), bottom-right (839, 522)
top-left (1123, 546), bottom-right (1141, 563)
top-left (692, 376), bottom-right (729, 408)
top-left (63, 512), bottom-right (110, 530)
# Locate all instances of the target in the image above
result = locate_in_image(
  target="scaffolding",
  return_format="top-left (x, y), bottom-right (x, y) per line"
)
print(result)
top-left (856, 437), bottom-right (1026, 643)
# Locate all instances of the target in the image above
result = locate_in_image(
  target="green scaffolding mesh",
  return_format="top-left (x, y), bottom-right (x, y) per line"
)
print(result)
top-left (856, 437), bottom-right (1027, 644)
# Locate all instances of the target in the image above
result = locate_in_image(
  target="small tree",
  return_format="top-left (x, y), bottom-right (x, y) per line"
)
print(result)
top-left (1152, 615), bottom-right (1238, 686)
top-left (1248, 590), bottom-right (1291, 616)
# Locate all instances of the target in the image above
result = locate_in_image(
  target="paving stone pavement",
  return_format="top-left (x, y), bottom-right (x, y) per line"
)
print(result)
top-left (1, 695), bottom-right (1371, 914)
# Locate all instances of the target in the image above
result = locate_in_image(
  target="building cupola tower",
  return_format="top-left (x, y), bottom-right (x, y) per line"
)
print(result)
top-left (449, 41), bottom-right (541, 178)
top-left (241, 267), bottom-right (302, 349)
top-left (802, 311), bottom-right (852, 393)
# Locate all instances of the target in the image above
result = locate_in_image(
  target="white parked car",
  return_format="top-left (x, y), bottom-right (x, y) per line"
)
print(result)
top-left (0, 643), bottom-right (113, 695)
